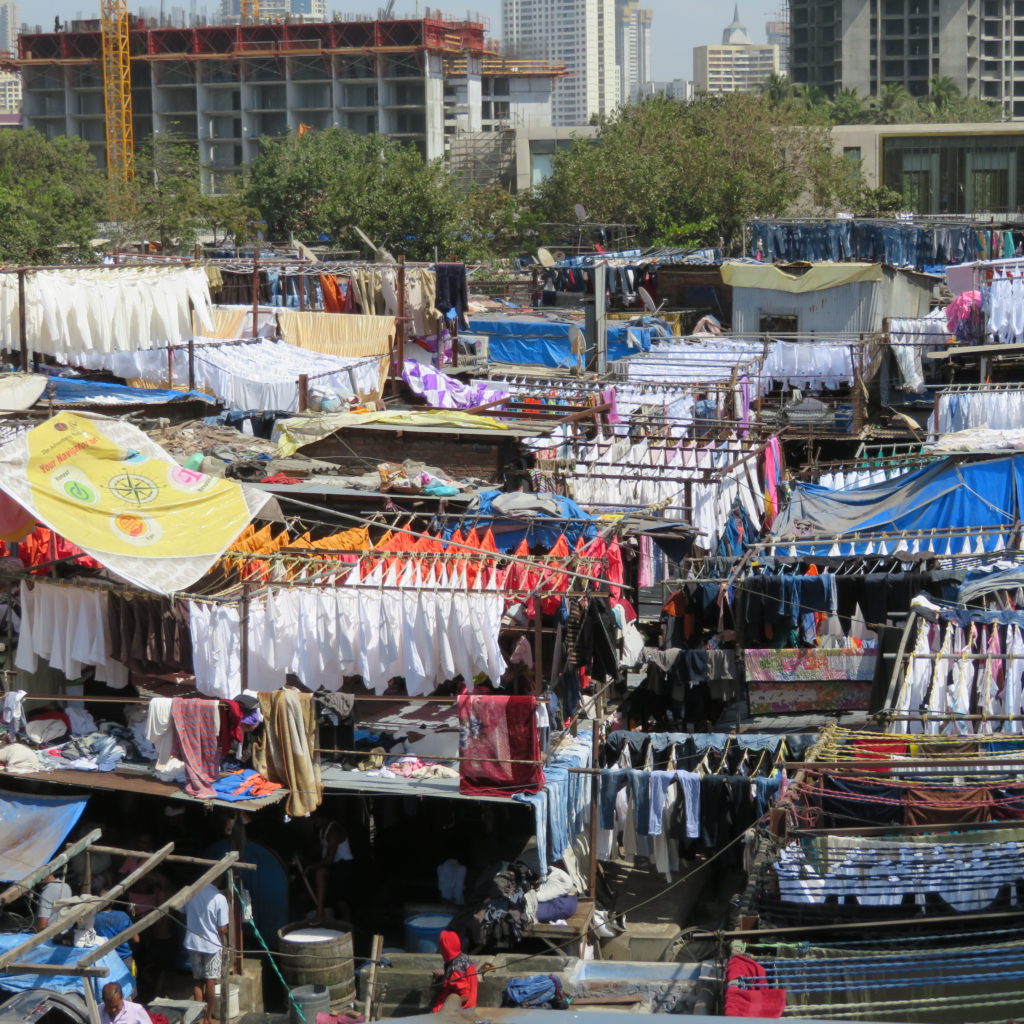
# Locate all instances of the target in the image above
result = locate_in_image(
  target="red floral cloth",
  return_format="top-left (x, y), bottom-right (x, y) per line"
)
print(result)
top-left (457, 694), bottom-right (542, 797)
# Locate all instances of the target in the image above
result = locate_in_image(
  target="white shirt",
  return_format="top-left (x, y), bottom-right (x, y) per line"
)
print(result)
top-left (183, 884), bottom-right (229, 954)
top-left (101, 1001), bottom-right (153, 1024)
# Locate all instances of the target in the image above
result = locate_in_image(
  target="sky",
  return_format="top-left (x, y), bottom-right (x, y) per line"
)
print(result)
top-left (23, 0), bottom-right (776, 81)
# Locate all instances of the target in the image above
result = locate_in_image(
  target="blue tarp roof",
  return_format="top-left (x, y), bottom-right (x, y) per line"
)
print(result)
top-left (48, 378), bottom-right (215, 406)
top-left (466, 315), bottom-right (653, 369)
top-left (0, 934), bottom-right (134, 999)
top-left (770, 456), bottom-right (1024, 556)
top-left (0, 789), bottom-right (87, 883)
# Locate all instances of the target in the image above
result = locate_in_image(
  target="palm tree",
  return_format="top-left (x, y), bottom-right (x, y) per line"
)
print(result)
top-left (761, 72), bottom-right (795, 107)
top-left (927, 75), bottom-right (962, 118)
top-left (830, 87), bottom-right (867, 124)
top-left (874, 83), bottom-right (913, 124)
top-left (794, 83), bottom-right (828, 113)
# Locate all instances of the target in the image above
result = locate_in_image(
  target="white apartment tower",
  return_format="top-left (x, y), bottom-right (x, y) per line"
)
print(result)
top-left (0, 1), bottom-right (19, 113)
top-left (502, 0), bottom-right (619, 126)
top-left (615, 0), bottom-right (652, 105)
top-left (694, 5), bottom-right (781, 95)
top-left (218, 0), bottom-right (326, 22)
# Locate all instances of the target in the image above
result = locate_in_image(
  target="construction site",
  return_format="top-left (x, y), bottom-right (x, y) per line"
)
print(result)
top-left (16, 3), bottom-right (563, 193)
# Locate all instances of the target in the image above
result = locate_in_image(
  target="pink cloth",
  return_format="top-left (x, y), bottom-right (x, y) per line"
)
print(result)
top-left (945, 290), bottom-right (980, 333)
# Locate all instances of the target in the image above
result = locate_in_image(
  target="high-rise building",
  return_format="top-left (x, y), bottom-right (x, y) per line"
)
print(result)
top-left (218, 0), bottom-right (326, 23)
top-left (693, 6), bottom-right (780, 95)
top-left (765, 8), bottom-right (789, 76)
top-left (789, 0), bottom-right (1024, 117)
top-left (0, 0), bottom-right (20, 114)
top-left (502, 0), bottom-right (619, 126)
top-left (615, 0), bottom-right (652, 106)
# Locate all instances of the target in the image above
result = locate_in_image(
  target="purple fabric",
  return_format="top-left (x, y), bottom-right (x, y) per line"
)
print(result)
top-left (402, 360), bottom-right (508, 411)
top-left (536, 894), bottom-right (578, 923)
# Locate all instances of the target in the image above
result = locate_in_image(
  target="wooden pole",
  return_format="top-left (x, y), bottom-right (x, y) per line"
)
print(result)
top-left (17, 269), bottom-right (27, 372)
top-left (533, 613), bottom-right (543, 696)
top-left (240, 584), bottom-right (250, 693)
top-left (0, 843), bottom-right (175, 969)
top-left (77, 852), bottom-right (240, 967)
top-left (80, 971), bottom-right (103, 1024)
top-left (363, 934), bottom-right (383, 1021)
top-left (188, 335), bottom-right (195, 391)
top-left (251, 250), bottom-right (261, 339)
top-left (297, 374), bottom-right (309, 412)
top-left (587, 716), bottom-right (601, 899)
top-left (220, 867), bottom-right (233, 1024)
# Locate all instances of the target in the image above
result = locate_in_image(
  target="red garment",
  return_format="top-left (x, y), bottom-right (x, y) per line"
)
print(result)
top-left (261, 472), bottom-right (302, 485)
top-left (431, 931), bottom-right (478, 1012)
top-left (456, 694), bottom-right (542, 797)
top-left (219, 700), bottom-right (243, 756)
top-left (851, 738), bottom-right (909, 773)
top-left (724, 955), bottom-right (785, 1018)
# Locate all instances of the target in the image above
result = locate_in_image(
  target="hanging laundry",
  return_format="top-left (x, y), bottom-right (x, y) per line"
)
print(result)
top-left (170, 698), bottom-right (221, 799)
top-left (253, 689), bottom-right (322, 817)
top-left (457, 694), bottom-right (542, 797)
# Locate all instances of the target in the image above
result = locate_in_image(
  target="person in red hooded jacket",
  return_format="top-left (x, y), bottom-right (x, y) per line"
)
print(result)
top-left (430, 930), bottom-right (478, 1012)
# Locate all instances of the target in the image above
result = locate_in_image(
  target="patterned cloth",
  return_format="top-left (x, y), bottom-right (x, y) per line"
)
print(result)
top-left (457, 694), bottom-right (542, 797)
top-left (170, 698), bottom-right (221, 799)
top-left (402, 360), bottom-right (507, 411)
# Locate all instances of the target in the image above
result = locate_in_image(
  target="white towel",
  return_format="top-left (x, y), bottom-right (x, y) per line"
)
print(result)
top-left (144, 697), bottom-right (175, 771)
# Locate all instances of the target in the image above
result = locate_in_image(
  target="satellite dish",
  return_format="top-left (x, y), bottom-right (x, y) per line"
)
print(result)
top-left (536, 247), bottom-right (555, 267)
top-left (637, 286), bottom-right (658, 313)
top-left (574, 203), bottom-right (588, 223)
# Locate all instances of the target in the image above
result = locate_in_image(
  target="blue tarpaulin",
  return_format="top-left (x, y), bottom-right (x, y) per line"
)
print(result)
top-left (0, 789), bottom-right (87, 882)
top-left (442, 490), bottom-right (598, 551)
top-left (771, 456), bottom-right (1024, 556)
top-left (467, 315), bottom-right (653, 369)
top-left (48, 378), bottom-right (215, 406)
top-left (0, 934), bottom-right (134, 999)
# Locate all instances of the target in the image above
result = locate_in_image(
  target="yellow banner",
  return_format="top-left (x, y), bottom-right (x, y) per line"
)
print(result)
top-left (0, 412), bottom-right (270, 593)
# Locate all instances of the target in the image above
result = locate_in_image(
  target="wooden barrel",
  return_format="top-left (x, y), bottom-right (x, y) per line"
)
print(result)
top-left (277, 923), bottom-right (356, 1010)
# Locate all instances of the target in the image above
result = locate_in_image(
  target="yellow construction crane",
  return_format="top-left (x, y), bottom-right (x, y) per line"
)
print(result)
top-left (100, 0), bottom-right (134, 189)
top-left (239, 0), bottom-right (260, 23)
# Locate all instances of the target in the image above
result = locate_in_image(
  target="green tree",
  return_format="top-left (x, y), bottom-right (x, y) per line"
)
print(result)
top-left (459, 185), bottom-right (540, 261)
top-left (534, 93), bottom-right (854, 252)
top-left (0, 129), bottom-right (105, 263)
top-left (830, 87), bottom-right (869, 124)
top-left (873, 83), bottom-right (915, 124)
top-left (760, 72), bottom-right (796, 108)
top-left (927, 75), bottom-right (961, 116)
top-left (245, 129), bottom-right (465, 260)
top-left (125, 133), bottom-right (206, 253)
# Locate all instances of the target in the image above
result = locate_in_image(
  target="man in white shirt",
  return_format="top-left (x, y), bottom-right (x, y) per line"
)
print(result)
top-left (184, 880), bottom-right (229, 1020)
top-left (100, 983), bottom-right (152, 1024)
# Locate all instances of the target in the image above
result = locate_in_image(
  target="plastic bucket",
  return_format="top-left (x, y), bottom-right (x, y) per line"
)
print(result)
top-left (289, 983), bottom-right (330, 1024)
top-left (403, 913), bottom-right (451, 954)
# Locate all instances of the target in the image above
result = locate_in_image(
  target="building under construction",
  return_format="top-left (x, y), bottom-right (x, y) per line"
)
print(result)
top-left (17, 15), bottom-right (562, 191)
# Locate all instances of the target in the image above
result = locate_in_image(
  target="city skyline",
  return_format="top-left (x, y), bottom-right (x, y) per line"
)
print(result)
top-left (18, 0), bottom-right (770, 82)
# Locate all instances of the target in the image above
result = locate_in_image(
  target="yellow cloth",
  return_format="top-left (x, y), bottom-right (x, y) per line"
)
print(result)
top-left (252, 690), bottom-right (322, 818)
top-left (720, 261), bottom-right (884, 292)
top-left (276, 409), bottom-right (508, 457)
top-left (276, 310), bottom-right (394, 399)
top-left (196, 307), bottom-right (248, 339)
